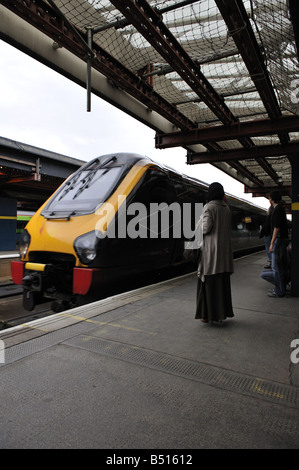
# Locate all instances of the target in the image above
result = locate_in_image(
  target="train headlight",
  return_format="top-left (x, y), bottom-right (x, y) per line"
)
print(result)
top-left (74, 231), bottom-right (98, 265)
top-left (19, 229), bottom-right (31, 257)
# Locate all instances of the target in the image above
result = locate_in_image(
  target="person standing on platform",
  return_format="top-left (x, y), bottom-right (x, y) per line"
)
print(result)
top-left (261, 190), bottom-right (289, 297)
top-left (259, 205), bottom-right (274, 269)
top-left (195, 182), bottom-right (234, 323)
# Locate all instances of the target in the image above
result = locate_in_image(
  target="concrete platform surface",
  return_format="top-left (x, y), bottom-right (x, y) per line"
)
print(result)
top-left (0, 252), bottom-right (298, 450)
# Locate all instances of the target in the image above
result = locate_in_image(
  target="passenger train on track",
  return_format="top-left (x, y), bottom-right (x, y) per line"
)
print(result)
top-left (11, 153), bottom-right (266, 312)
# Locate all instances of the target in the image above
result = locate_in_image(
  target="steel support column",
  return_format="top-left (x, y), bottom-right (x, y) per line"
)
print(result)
top-left (290, 151), bottom-right (299, 296)
top-left (0, 197), bottom-right (17, 251)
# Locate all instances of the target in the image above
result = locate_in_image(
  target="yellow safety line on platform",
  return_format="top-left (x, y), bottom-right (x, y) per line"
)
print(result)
top-left (60, 313), bottom-right (98, 324)
top-left (0, 216), bottom-right (17, 220)
top-left (61, 312), bottom-right (156, 335)
top-left (22, 324), bottom-right (50, 332)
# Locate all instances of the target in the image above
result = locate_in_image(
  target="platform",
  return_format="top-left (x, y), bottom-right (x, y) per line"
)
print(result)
top-left (0, 252), bottom-right (298, 450)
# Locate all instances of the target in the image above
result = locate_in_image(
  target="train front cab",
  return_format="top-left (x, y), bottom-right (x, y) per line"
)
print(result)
top-left (11, 155), bottom-right (145, 311)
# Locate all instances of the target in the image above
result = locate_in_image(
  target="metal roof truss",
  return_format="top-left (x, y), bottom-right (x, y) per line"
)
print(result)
top-left (0, 0), bottom-right (298, 209)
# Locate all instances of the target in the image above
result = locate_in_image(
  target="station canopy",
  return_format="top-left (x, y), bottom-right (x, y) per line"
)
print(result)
top-left (1, 0), bottom-right (299, 209)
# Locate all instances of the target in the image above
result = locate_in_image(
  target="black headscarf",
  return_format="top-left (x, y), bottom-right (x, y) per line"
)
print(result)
top-left (207, 182), bottom-right (224, 202)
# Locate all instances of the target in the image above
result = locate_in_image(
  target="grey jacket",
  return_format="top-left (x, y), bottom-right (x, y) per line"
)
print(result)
top-left (198, 199), bottom-right (234, 281)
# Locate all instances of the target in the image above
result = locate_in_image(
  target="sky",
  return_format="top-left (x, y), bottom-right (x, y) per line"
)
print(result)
top-left (0, 39), bottom-right (269, 209)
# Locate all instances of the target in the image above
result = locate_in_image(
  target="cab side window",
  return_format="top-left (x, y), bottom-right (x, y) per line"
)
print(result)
top-left (133, 169), bottom-right (176, 206)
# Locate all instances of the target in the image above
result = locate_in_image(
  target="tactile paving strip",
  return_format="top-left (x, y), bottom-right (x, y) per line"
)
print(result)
top-left (64, 335), bottom-right (299, 409)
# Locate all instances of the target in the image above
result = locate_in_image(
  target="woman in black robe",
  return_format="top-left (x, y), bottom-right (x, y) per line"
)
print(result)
top-left (195, 182), bottom-right (234, 323)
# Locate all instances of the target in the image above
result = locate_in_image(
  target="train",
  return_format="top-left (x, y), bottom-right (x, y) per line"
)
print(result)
top-left (11, 153), bottom-right (266, 312)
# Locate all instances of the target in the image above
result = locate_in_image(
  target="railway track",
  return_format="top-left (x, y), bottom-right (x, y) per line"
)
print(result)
top-left (0, 281), bottom-right (22, 298)
top-left (0, 292), bottom-right (53, 330)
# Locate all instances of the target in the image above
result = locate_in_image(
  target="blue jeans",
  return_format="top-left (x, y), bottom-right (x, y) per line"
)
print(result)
top-left (261, 239), bottom-right (288, 296)
top-left (264, 234), bottom-right (271, 262)
top-left (260, 267), bottom-right (274, 286)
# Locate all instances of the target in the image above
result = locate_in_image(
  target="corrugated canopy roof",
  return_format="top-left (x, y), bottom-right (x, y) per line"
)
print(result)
top-left (1, 0), bottom-right (298, 210)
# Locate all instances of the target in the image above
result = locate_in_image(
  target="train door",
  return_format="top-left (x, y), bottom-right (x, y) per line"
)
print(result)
top-left (114, 168), bottom-right (178, 270)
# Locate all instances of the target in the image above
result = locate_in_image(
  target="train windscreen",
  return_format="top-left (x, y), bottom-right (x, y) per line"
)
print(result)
top-left (43, 165), bottom-right (123, 216)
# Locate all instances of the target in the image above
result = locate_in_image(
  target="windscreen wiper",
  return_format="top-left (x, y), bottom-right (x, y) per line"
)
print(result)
top-left (72, 156), bottom-right (117, 200)
top-left (57, 171), bottom-right (81, 201)
top-left (46, 211), bottom-right (77, 220)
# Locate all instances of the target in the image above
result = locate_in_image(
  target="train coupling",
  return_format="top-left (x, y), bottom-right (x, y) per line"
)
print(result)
top-left (21, 263), bottom-right (49, 311)
top-left (22, 263), bottom-right (47, 290)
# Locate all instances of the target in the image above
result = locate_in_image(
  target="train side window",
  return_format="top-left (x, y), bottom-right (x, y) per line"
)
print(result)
top-left (170, 176), bottom-right (205, 205)
top-left (185, 183), bottom-right (203, 204)
top-left (231, 208), bottom-right (244, 230)
top-left (124, 169), bottom-right (177, 242)
top-left (133, 169), bottom-right (176, 206)
top-left (170, 174), bottom-right (185, 199)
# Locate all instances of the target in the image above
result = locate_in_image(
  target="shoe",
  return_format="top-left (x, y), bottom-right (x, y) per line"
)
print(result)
top-left (200, 319), bottom-right (208, 322)
top-left (268, 292), bottom-right (285, 298)
top-left (264, 264), bottom-right (271, 269)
